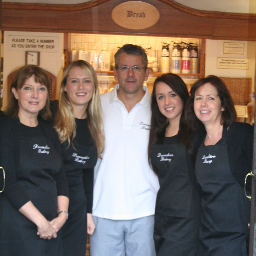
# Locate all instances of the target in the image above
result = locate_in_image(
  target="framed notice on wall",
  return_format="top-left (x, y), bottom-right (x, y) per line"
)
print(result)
top-left (222, 42), bottom-right (246, 55)
top-left (25, 51), bottom-right (40, 66)
top-left (217, 58), bottom-right (249, 69)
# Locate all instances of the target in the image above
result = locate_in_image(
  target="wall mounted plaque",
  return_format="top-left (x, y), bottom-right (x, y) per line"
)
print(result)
top-left (112, 1), bottom-right (160, 30)
top-left (8, 35), bottom-right (58, 53)
top-left (222, 42), bottom-right (246, 55)
top-left (217, 58), bottom-right (249, 69)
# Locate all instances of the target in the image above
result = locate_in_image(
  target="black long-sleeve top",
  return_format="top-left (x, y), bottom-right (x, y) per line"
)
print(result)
top-left (224, 122), bottom-right (253, 192)
top-left (0, 115), bottom-right (69, 210)
top-left (50, 100), bottom-right (95, 213)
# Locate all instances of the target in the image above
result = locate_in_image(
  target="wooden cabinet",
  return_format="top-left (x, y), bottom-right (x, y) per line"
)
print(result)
top-left (3, 0), bottom-right (256, 41)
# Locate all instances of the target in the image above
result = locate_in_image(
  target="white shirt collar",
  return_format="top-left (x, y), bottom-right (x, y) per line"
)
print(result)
top-left (109, 84), bottom-right (151, 109)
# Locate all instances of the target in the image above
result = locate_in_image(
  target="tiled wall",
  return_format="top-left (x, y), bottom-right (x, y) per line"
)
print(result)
top-left (71, 33), bottom-right (198, 51)
top-left (70, 33), bottom-right (200, 71)
top-left (70, 33), bottom-right (200, 94)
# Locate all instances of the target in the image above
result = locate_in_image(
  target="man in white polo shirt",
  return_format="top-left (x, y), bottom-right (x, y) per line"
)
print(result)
top-left (90, 44), bottom-right (159, 256)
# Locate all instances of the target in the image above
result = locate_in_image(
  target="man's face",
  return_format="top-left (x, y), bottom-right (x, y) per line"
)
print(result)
top-left (114, 53), bottom-right (149, 96)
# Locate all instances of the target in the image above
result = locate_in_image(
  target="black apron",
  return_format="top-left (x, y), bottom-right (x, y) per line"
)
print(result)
top-left (196, 129), bottom-right (250, 256)
top-left (0, 122), bottom-right (63, 256)
top-left (61, 139), bottom-right (97, 256)
top-left (150, 137), bottom-right (200, 256)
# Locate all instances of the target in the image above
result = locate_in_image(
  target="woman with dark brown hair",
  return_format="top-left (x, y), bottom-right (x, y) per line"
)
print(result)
top-left (148, 73), bottom-right (203, 255)
top-left (0, 65), bottom-right (69, 256)
top-left (186, 75), bottom-right (252, 256)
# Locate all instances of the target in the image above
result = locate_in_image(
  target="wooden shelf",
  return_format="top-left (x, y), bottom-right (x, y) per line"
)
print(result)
top-left (96, 71), bottom-right (200, 85)
top-left (95, 70), bottom-right (114, 75)
top-left (148, 72), bottom-right (200, 77)
top-left (95, 70), bottom-right (201, 78)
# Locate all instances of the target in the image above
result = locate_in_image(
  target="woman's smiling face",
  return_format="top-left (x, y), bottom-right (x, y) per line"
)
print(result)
top-left (12, 75), bottom-right (48, 118)
top-left (64, 66), bottom-right (94, 110)
top-left (194, 83), bottom-right (224, 126)
top-left (155, 81), bottom-right (183, 123)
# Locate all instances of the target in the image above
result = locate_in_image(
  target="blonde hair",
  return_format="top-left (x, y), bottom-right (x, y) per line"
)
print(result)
top-left (54, 60), bottom-right (105, 157)
top-left (6, 65), bottom-right (52, 120)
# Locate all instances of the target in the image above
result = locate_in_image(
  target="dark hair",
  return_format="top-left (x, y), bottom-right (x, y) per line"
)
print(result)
top-left (114, 44), bottom-right (148, 69)
top-left (185, 75), bottom-right (236, 129)
top-left (6, 65), bottom-right (52, 120)
top-left (148, 73), bottom-right (192, 175)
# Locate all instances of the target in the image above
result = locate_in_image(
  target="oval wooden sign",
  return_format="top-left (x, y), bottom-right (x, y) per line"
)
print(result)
top-left (112, 1), bottom-right (160, 30)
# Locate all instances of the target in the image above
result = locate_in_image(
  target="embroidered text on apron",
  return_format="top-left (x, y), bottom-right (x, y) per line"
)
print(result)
top-left (150, 136), bottom-right (200, 256)
top-left (61, 118), bottom-right (97, 256)
top-left (0, 122), bottom-right (63, 256)
top-left (196, 129), bottom-right (249, 256)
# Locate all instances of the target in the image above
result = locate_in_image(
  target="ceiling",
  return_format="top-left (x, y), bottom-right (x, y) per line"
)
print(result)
top-left (2, 0), bottom-right (256, 14)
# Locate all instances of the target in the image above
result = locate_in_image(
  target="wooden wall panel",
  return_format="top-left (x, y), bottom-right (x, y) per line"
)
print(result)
top-left (212, 20), bottom-right (254, 40)
top-left (2, 0), bottom-right (256, 41)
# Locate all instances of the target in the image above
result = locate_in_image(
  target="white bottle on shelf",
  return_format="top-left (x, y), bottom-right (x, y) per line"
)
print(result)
top-left (99, 49), bottom-right (110, 71)
top-left (78, 45), bottom-right (89, 62)
top-left (89, 49), bottom-right (99, 70)
top-left (161, 43), bottom-right (170, 73)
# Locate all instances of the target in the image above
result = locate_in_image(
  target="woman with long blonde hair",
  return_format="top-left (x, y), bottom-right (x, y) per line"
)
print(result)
top-left (54, 60), bottom-right (104, 256)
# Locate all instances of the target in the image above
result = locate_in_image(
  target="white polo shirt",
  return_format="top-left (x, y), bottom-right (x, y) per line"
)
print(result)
top-left (93, 84), bottom-right (159, 220)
